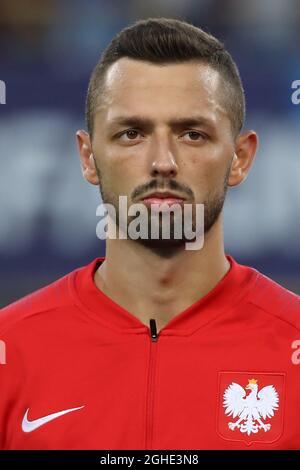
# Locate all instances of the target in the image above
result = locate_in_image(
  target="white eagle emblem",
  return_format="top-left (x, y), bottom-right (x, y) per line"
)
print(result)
top-left (223, 379), bottom-right (279, 435)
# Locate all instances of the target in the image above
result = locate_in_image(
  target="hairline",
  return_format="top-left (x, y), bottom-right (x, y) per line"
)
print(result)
top-left (88, 58), bottom-right (241, 140)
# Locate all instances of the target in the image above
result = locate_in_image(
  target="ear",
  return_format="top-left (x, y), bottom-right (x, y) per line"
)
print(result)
top-left (76, 130), bottom-right (99, 185)
top-left (228, 131), bottom-right (259, 187)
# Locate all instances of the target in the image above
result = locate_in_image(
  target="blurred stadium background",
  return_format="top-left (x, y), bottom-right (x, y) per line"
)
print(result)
top-left (0, 0), bottom-right (299, 307)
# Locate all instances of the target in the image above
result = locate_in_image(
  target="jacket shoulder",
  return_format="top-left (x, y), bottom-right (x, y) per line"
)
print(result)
top-left (249, 269), bottom-right (300, 331)
top-left (0, 270), bottom-right (74, 335)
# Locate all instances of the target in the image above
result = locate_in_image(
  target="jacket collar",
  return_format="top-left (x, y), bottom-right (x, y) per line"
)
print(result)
top-left (70, 254), bottom-right (258, 336)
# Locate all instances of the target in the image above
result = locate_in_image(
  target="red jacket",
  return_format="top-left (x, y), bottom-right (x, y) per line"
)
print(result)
top-left (0, 255), bottom-right (300, 449)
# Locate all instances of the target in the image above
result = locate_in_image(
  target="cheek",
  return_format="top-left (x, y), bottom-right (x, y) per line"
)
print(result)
top-left (101, 151), bottom-right (145, 196)
top-left (185, 149), bottom-right (228, 192)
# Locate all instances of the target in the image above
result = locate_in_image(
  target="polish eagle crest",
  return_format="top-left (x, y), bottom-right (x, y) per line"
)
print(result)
top-left (223, 378), bottom-right (279, 435)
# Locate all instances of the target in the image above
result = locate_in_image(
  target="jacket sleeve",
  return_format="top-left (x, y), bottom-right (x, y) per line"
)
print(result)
top-left (0, 323), bottom-right (25, 450)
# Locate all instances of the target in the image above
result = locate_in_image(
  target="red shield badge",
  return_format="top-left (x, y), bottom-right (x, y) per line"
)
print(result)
top-left (217, 372), bottom-right (285, 445)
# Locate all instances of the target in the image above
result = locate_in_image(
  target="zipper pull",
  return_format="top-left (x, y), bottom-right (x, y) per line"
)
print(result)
top-left (149, 318), bottom-right (158, 342)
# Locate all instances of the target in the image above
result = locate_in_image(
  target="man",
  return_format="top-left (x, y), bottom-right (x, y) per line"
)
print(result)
top-left (0, 18), bottom-right (300, 450)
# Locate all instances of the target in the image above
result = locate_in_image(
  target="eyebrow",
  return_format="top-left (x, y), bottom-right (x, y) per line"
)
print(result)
top-left (107, 115), bottom-right (216, 132)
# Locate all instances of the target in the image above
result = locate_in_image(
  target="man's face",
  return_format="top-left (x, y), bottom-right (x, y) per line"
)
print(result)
top-left (89, 58), bottom-right (236, 244)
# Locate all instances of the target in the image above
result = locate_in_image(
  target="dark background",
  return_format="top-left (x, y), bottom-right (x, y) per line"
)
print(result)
top-left (0, 0), bottom-right (299, 307)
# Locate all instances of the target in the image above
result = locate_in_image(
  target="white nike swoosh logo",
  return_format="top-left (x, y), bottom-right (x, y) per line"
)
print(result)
top-left (22, 405), bottom-right (85, 432)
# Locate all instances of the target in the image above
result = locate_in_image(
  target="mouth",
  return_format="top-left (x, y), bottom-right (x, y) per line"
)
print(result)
top-left (141, 191), bottom-right (187, 207)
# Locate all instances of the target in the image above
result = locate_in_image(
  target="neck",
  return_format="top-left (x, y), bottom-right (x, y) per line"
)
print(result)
top-left (94, 215), bottom-right (230, 332)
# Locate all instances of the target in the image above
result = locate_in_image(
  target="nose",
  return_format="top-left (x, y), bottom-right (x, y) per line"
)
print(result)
top-left (149, 134), bottom-right (178, 179)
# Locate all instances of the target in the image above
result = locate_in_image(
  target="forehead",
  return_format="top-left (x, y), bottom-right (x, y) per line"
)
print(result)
top-left (97, 58), bottom-right (229, 126)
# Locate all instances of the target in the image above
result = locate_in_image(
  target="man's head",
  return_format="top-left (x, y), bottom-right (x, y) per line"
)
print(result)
top-left (77, 18), bottom-right (258, 249)
top-left (86, 17), bottom-right (245, 139)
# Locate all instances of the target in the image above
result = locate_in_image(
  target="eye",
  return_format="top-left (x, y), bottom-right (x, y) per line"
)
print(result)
top-left (119, 129), bottom-right (141, 140)
top-left (182, 131), bottom-right (206, 141)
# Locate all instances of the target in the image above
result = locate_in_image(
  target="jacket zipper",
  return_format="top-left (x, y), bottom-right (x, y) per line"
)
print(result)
top-left (145, 318), bottom-right (158, 449)
top-left (149, 318), bottom-right (158, 342)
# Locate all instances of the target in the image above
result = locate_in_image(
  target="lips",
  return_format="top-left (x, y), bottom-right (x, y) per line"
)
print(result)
top-left (141, 192), bottom-right (186, 207)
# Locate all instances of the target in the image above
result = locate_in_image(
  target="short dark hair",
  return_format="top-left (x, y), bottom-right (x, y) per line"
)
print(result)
top-left (86, 17), bottom-right (245, 137)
